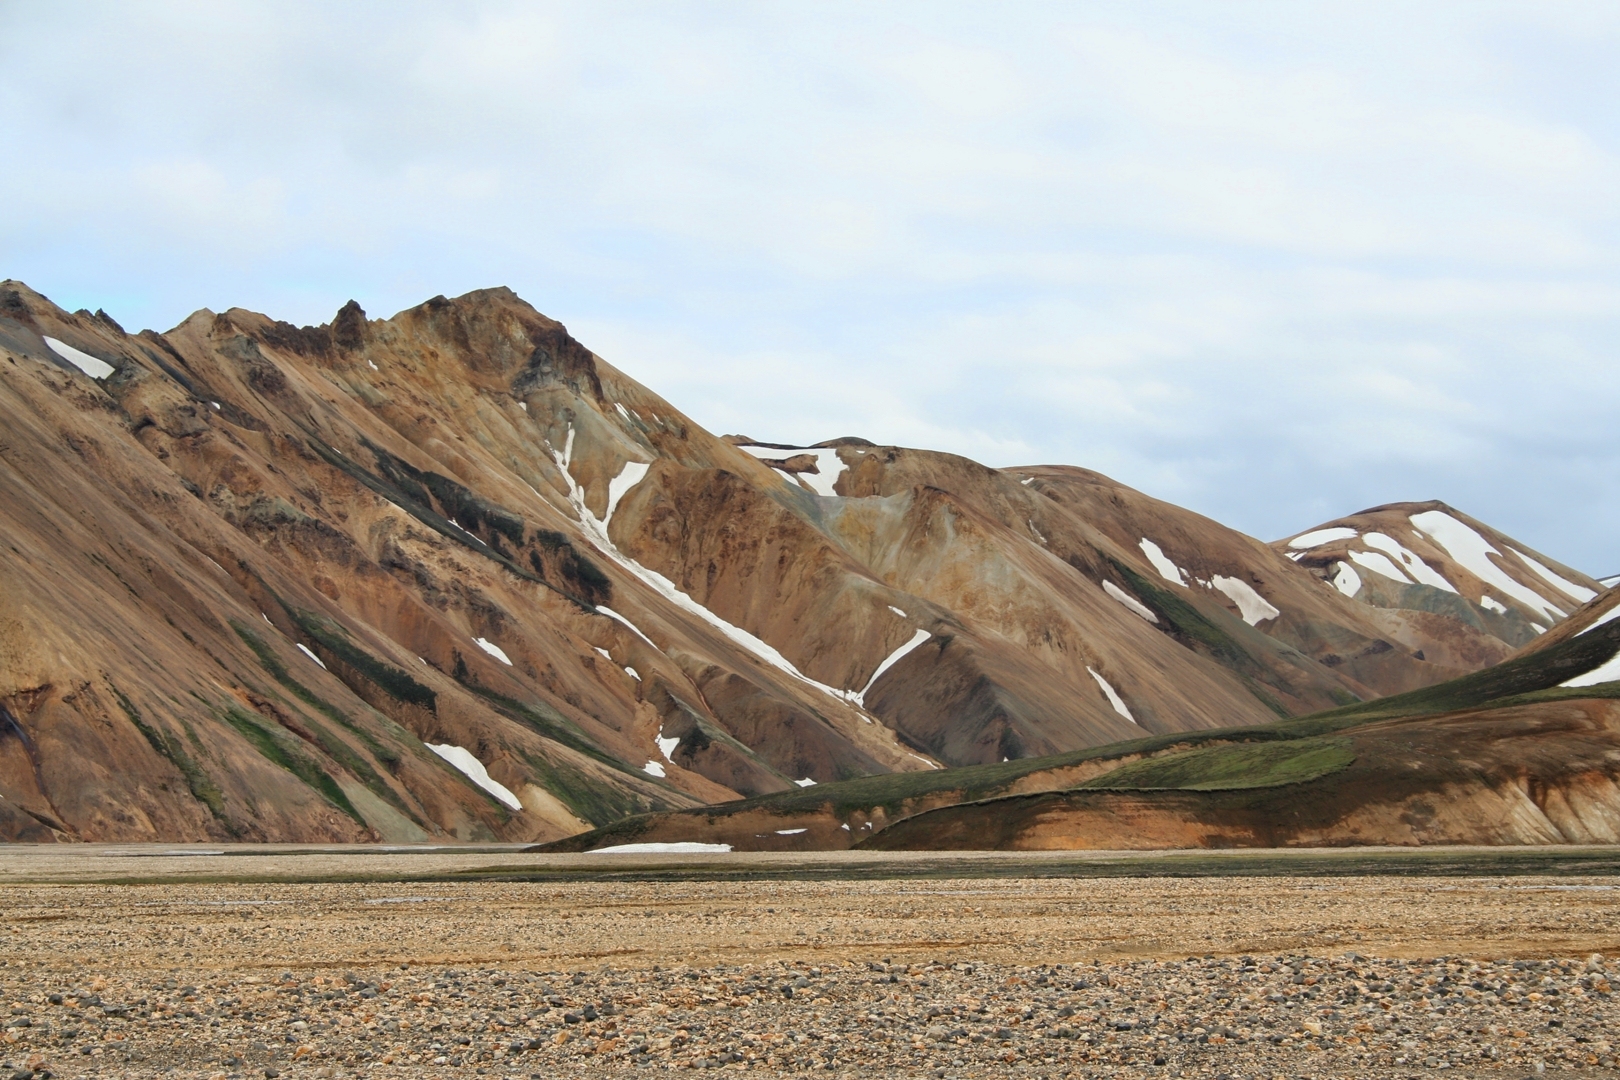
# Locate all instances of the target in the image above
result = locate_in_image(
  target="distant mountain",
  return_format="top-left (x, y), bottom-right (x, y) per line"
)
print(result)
top-left (0, 280), bottom-right (1609, 843)
top-left (1274, 502), bottom-right (1603, 657)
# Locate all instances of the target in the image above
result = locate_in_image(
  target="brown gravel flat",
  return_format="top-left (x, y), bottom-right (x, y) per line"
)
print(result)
top-left (3, 846), bottom-right (1620, 1080)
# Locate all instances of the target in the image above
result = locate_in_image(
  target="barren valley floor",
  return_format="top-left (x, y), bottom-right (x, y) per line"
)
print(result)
top-left (3, 846), bottom-right (1620, 1079)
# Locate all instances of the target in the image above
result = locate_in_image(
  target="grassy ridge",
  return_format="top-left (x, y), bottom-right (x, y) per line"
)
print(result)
top-left (1077, 737), bottom-right (1355, 792)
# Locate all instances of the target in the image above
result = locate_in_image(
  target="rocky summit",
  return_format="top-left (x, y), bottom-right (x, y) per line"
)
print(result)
top-left (0, 280), bottom-right (1612, 846)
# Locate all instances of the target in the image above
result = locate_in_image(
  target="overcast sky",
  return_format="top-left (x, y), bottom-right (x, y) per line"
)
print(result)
top-left (4, 2), bottom-right (1617, 571)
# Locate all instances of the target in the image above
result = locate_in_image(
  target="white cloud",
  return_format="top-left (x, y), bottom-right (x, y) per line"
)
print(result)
top-left (1, 0), bottom-right (1617, 568)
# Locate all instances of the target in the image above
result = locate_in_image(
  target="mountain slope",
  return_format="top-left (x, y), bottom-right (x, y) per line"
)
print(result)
top-left (1, 279), bottom-right (1605, 842)
top-left (539, 601), bottom-right (1620, 853)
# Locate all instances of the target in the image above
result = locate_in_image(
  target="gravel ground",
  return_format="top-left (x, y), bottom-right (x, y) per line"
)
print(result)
top-left (3, 870), bottom-right (1619, 1079)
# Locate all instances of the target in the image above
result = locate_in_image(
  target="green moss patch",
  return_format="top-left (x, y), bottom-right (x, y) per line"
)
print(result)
top-left (111, 685), bottom-right (232, 830)
top-left (220, 705), bottom-right (366, 827)
top-left (285, 610), bottom-right (437, 712)
top-left (1076, 737), bottom-right (1355, 791)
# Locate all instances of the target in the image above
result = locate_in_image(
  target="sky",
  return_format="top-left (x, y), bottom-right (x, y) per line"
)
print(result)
top-left (3, 1), bottom-right (1618, 572)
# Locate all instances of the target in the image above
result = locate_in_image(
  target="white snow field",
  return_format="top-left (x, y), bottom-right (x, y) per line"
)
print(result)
top-left (43, 336), bottom-right (115, 378)
top-left (1410, 510), bottom-right (1568, 624)
top-left (1103, 580), bottom-right (1159, 623)
top-left (1139, 538), bottom-right (1189, 587)
top-left (1287, 526), bottom-right (1357, 549)
top-left (854, 629), bottom-right (932, 707)
top-left (655, 728), bottom-right (680, 762)
top-left (1511, 547), bottom-right (1597, 604)
top-left (1211, 576), bottom-right (1280, 625)
top-left (473, 637), bottom-right (513, 665)
top-left (1361, 533), bottom-right (1457, 593)
top-left (1086, 667), bottom-right (1135, 722)
top-left (425, 744), bottom-right (523, 811)
top-left (1348, 549), bottom-right (1412, 583)
top-left (736, 444), bottom-right (848, 497)
top-left (589, 842), bottom-right (733, 854)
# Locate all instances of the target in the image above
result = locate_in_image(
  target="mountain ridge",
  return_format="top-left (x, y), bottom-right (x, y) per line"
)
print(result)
top-left (0, 278), bottom-right (1607, 844)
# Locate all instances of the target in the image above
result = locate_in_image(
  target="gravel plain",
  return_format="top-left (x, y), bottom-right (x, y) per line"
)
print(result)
top-left (2, 848), bottom-right (1620, 1080)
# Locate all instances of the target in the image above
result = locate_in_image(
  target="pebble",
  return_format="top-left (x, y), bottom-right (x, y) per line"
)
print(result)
top-left (4, 953), bottom-right (1617, 1077)
top-left (3, 875), bottom-right (1619, 1077)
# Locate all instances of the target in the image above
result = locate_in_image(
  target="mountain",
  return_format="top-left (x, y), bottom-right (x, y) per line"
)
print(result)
top-left (1273, 502), bottom-right (1604, 664)
top-left (0, 280), bottom-right (1608, 843)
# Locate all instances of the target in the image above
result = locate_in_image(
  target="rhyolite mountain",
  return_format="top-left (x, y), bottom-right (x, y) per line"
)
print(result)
top-left (0, 280), bottom-right (1608, 843)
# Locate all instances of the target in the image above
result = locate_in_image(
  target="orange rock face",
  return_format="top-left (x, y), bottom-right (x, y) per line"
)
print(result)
top-left (0, 280), bottom-right (1601, 842)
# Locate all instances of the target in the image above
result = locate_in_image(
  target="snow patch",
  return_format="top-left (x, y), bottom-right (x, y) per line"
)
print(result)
top-left (1410, 510), bottom-right (1568, 623)
top-left (1362, 533), bottom-right (1457, 593)
top-left (1139, 538), bottom-right (1188, 587)
top-left (426, 744), bottom-right (523, 810)
top-left (1480, 596), bottom-right (1508, 615)
top-left (558, 441), bottom-right (867, 712)
top-left (888, 605), bottom-right (908, 618)
top-left (1348, 549), bottom-right (1412, 583)
top-left (775, 828), bottom-right (807, 835)
top-left (624, 666), bottom-right (640, 680)
top-left (1020, 477), bottom-right (1034, 486)
top-left (656, 729), bottom-right (679, 762)
top-left (368, 359), bottom-right (379, 371)
top-left (1562, 644), bottom-right (1620, 688)
top-left (1532, 623), bottom-right (1547, 634)
top-left (1332, 562), bottom-right (1361, 598)
top-left (1578, 606), bottom-right (1620, 636)
top-left (594, 647), bottom-right (612, 660)
top-left (589, 842), bottom-right (733, 854)
top-left (854, 629), bottom-right (931, 707)
top-left (296, 643), bottom-right (327, 669)
top-left (43, 336), bottom-right (115, 379)
top-left (605, 461), bottom-right (651, 524)
top-left (1211, 576), bottom-right (1280, 625)
top-left (1287, 527), bottom-right (1357, 549)
top-left (642, 760), bottom-right (667, 778)
top-left (1511, 548), bottom-right (1597, 604)
top-left (794, 777), bottom-right (817, 787)
top-left (597, 606), bottom-right (660, 650)
top-left (1086, 667), bottom-right (1135, 722)
top-left (737, 444), bottom-right (848, 498)
top-left (518, 402), bottom-right (527, 411)
top-left (473, 637), bottom-right (513, 665)
top-left (1103, 580), bottom-right (1158, 623)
